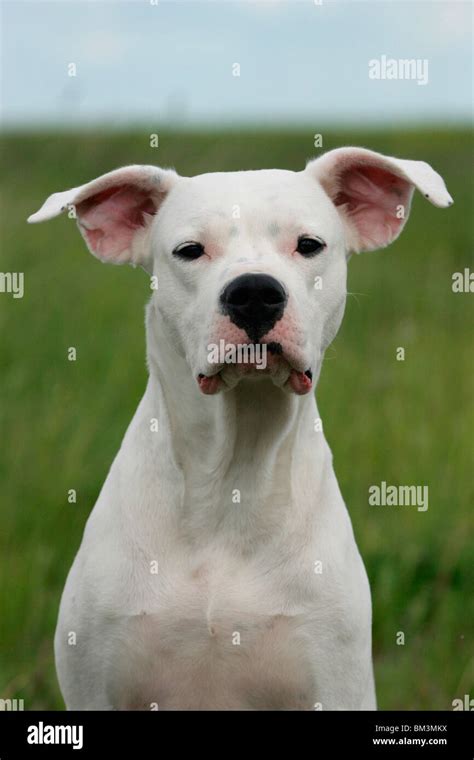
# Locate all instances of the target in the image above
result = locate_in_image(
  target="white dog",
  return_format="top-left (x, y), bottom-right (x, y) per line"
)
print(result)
top-left (29, 147), bottom-right (452, 710)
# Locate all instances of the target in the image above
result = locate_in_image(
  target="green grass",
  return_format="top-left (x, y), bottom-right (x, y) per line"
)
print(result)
top-left (0, 127), bottom-right (472, 709)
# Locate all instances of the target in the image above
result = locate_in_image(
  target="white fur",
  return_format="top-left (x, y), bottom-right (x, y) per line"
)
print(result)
top-left (29, 148), bottom-right (451, 710)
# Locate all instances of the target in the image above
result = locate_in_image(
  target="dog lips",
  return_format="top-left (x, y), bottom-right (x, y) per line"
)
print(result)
top-left (288, 369), bottom-right (312, 395)
top-left (197, 374), bottom-right (220, 395)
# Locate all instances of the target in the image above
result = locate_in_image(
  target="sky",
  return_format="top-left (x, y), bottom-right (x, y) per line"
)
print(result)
top-left (1, 0), bottom-right (472, 127)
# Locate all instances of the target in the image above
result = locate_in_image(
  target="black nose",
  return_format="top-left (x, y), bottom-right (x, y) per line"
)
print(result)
top-left (220, 273), bottom-right (287, 342)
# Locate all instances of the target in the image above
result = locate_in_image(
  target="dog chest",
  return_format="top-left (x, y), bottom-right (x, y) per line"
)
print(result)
top-left (106, 549), bottom-right (321, 710)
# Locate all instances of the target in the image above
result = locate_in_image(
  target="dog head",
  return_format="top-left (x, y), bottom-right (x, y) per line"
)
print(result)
top-left (29, 148), bottom-right (452, 396)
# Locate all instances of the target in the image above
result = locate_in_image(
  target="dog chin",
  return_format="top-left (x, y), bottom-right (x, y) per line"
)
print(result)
top-left (196, 361), bottom-right (313, 396)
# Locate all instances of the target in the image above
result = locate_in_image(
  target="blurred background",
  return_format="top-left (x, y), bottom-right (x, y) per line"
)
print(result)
top-left (0, 0), bottom-right (472, 709)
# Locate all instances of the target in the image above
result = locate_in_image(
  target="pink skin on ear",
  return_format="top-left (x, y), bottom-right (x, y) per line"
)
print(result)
top-left (334, 165), bottom-right (412, 250)
top-left (77, 185), bottom-right (157, 260)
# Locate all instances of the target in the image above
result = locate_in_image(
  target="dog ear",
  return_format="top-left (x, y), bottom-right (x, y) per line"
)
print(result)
top-left (306, 147), bottom-right (453, 253)
top-left (28, 165), bottom-right (178, 267)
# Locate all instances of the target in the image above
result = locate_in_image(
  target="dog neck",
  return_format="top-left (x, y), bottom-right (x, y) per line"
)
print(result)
top-left (144, 301), bottom-right (328, 548)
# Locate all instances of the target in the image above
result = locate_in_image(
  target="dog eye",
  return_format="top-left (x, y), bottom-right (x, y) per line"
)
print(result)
top-left (173, 242), bottom-right (205, 260)
top-left (296, 236), bottom-right (326, 257)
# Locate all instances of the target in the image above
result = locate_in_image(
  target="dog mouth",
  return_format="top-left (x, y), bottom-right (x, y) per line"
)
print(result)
top-left (197, 341), bottom-right (313, 396)
top-left (289, 367), bottom-right (313, 394)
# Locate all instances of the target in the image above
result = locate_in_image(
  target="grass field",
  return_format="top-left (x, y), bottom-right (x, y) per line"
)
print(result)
top-left (0, 127), bottom-right (472, 710)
